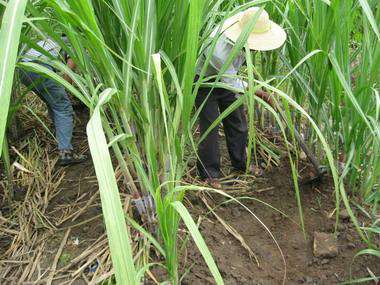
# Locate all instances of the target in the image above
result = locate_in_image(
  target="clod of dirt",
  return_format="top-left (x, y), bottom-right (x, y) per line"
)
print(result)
top-left (296, 276), bottom-right (316, 284)
top-left (321, 258), bottom-right (330, 265)
top-left (204, 276), bottom-right (216, 284)
top-left (13, 186), bottom-right (27, 201)
top-left (231, 208), bottom-right (241, 218)
top-left (313, 232), bottom-right (338, 258)
top-left (339, 209), bottom-right (350, 221)
top-left (337, 223), bottom-right (346, 231)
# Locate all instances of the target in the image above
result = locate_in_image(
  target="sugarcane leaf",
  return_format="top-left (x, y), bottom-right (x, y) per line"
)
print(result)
top-left (171, 201), bottom-right (223, 285)
top-left (253, 79), bottom-right (368, 243)
top-left (277, 49), bottom-right (322, 87)
top-left (354, 249), bottom-right (380, 259)
top-left (18, 61), bottom-right (90, 108)
top-left (319, 0), bottom-right (331, 5)
top-left (360, 227), bottom-right (380, 234)
top-left (358, 0), bottom-right (380, 40)
top-left (126, 216), bottom-right (166, 257)
top-left (182, 0), bottom-right (205, 123)
top-left (341, 275), bottom-right (380, 284)
top-left (0, 0), bottom-right (28, 154)
top-left (107, 134), bottom-right (134, 148)
top-left (87, 88), bottom-right (137, 285)
top-left (329, 54), bottom-right (374, 133)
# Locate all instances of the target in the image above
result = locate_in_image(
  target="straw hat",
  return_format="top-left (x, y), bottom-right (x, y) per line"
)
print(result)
top-left (222, 7), bottom-right (287, 51)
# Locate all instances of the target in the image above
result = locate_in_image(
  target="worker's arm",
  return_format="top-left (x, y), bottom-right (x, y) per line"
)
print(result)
top-left (63, 58), bottom-right (76, 84)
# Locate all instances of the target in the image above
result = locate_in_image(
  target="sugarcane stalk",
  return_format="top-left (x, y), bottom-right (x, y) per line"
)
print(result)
top-left (256, 90), bottom-right (325, 177)
top-left (1, 135), bottom-right (13, 200)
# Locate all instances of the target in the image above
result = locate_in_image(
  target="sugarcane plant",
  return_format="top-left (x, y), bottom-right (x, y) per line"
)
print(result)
top-left (277, 0), bottom-right (379, 242)
top-left (17, 0), bottom-right (225, 283)
top-left (0, 0), bottom-right (28, 199)
top-left (1, 0), bottom-right (379, 283)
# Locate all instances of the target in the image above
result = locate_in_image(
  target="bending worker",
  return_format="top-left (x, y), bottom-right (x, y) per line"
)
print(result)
top-left (20, 36), bottom-right (86, 166)
top-left (196, 7), bottom-right (287, 188)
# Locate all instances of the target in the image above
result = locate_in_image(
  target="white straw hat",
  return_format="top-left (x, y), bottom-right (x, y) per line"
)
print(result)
top-left (222, 7), bottom-right (287, 51)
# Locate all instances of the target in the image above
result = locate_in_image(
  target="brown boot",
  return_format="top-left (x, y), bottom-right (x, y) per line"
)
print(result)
top-left (248, 164), bottom-right (264, 177)
top-left (234, 164), bottom-right (264, 177)
top-left (204, 178), bottom-right (222, 189)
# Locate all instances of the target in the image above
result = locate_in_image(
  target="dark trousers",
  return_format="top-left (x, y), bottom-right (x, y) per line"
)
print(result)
top-left (196, 87), bottom-right (248, 179)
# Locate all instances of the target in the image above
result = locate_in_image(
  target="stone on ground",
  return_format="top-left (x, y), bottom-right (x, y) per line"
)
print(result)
top-left (313, 232), bottom-right (338, 258)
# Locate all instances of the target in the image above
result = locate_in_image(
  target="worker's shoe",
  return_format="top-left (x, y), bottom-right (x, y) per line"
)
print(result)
top-left (248, 164), bottom-right (264, 176)
top-left (204, 178), bottom-right (222, 190)
top-left (58, 150), bottom-right (87, 166)
top-left (234, 164), bottom-right (264, 177)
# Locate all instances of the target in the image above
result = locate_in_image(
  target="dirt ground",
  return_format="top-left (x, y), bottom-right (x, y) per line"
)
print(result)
top-left (180, 165), bottom-right (380, 284)
top-left (1, 109), bottom-right (379, 284)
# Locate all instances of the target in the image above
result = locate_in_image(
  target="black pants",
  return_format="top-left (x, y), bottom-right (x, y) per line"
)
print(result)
top-left (196, 87), bottom-right (248, 179)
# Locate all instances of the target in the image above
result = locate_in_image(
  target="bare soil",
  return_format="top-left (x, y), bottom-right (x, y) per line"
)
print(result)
top-left (41, 158), bottom-right (380, 285)
top-left (180, 165), bottom-right (380, 284)
top-left (1, 110), bottom-right (379, 284)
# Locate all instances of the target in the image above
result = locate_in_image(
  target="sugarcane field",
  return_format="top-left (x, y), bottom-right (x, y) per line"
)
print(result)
top-left (0, 0), bottom-right (379, 284)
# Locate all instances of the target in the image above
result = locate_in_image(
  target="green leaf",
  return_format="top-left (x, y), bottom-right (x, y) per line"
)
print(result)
top-left (171, 201), bottom-right (224, 285)
top-left (0, 0), bottom-right (28, 155)
top-left (87, 88), bottom-right (137, 285)
top-left (329, 54), bottom-right (373, 133)
top-left (354, 248), bottom-right (380, 260)
top-left (358, 0), bottom-right (380, 40)
top-left (18, 61), bottom-right (90, 108)
top-left (360, 227), bottom-right (380, 234)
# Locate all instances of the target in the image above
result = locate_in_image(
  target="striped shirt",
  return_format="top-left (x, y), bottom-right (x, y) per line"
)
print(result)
top-left (23, 38), bottom-right (68, 62)
top-left (196, 29), bottom-right (247, 91)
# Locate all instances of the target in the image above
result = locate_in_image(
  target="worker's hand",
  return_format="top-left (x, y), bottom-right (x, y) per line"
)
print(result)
top-left (255, 90), bottom-right (274, 106)
top-left (67, 58), bottom-right (76, 70)
top-left (63, 58), bottom-right (76, 85)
